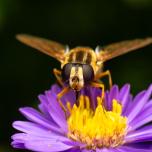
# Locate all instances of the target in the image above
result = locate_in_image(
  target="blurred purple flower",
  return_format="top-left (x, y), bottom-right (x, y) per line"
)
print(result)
top-left (11, 84), bottom-right (152, 152)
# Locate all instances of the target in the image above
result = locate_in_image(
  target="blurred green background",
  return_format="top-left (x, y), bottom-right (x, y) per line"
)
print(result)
top-left (0, 0), bottom-right (152, 151)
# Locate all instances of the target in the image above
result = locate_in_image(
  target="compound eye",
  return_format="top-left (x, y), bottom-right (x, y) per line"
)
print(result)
top-left (62, 63), bottom-right (73, 80)
top-left (82, 64), bottom-right (94, 83)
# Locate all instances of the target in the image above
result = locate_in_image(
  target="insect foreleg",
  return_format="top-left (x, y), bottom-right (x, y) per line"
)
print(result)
top-left (94, 70), bottom-right (112, 88)
top-left (90, 82), bottom-right (109, 118)
top-left (53, 68), bottom-right (64, 87)
top-left (90, 82), bottom-right (105, 101)
top-left (57, 86), bottom-right (70, 115)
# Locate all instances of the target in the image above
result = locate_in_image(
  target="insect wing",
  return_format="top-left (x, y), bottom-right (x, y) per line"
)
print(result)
top-left (16, 34), bottom-right (66, 62)
top-left (97, 38), bottom-right (152, 62)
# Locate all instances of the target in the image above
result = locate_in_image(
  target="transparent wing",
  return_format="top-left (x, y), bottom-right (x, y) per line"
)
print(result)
top-left (16, 34), bottom-right (66, 62)
top-left (97, 38), bottom-right (152, 62)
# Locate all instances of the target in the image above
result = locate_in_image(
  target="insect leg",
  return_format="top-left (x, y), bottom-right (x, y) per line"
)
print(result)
top-left (94, 70), bottom-right (112, 88)
top-left (90, 82), bottom-right (108, 117)
top-left (53, 68), bottom-right (64, 87)
top-left (57, 86), bottom-right (70, 114)
top-left (90, 82), bottom-right (105, 100)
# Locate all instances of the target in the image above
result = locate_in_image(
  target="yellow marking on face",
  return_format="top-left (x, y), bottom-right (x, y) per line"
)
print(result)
top-left (69, 66), bottom-right (84, 90)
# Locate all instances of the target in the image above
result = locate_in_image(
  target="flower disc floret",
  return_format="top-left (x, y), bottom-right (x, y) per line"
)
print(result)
top-left (67, 96), bottom-right (127, 149)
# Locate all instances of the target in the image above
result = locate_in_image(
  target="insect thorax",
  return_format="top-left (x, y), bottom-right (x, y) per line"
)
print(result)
top-left (62, 47), bottom-right (98, 72)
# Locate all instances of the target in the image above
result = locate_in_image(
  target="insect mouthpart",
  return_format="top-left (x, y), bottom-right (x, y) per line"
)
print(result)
top-left (72, 76), bottom-right (79, 83)
top-left (70, 76), bottom-right (81, 91)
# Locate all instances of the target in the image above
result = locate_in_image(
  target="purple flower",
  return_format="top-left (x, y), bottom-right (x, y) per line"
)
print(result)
top-left (11, 84), bottom-right (152, 152)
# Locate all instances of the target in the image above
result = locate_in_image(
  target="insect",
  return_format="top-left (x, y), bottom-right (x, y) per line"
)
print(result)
top-left (16, 34), bottom-right (152, 112)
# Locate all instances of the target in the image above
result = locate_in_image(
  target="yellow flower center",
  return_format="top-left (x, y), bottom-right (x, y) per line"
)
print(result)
top-left (66, 96), bottom-right (127, 149)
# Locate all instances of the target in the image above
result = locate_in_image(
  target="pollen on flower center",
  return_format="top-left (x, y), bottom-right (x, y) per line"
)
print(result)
top-left (66, 96), bottom-right (128, 149)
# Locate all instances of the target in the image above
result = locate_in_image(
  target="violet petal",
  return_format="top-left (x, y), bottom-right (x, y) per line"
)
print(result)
top-left (19, 107), bottom-right (62, 133)
top-left (125, 125), bottom-right (152, 143)
top-left (127, 85), bottom-right (152, 123)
